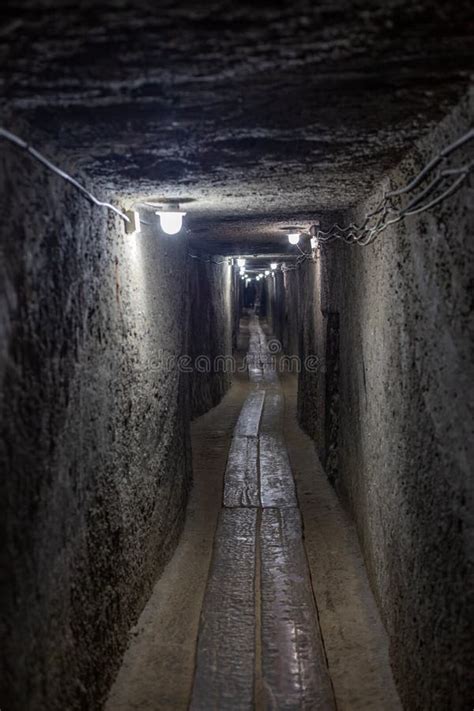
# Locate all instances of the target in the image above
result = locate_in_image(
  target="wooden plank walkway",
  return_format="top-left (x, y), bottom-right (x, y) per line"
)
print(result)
top-left (190, 314), bottom-right (335, 710)
top-left (190, 509), bottom-right (257, 711)
top-left (260, 508), bottom-right (335, 710)
top-left (223, 435), bottom-right (259, 508)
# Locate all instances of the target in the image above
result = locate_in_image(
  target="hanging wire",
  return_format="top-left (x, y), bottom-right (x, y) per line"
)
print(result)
top-left (187, 252), bottom-right (229, 265)
top-left (280, 253), bottom-right (307, 272)
top-left (2, 126), bottom-right (472, 256)
top-left (0, 127), bottom-right (131, 223)
top-left (313, 128), bottom-right (474, 247)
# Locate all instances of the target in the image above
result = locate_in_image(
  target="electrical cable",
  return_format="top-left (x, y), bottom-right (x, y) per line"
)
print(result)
top-left (384, 129), bottom-right (473, 199)
top-left (1, 126), bottom-right (471, 256)
top-left (272, 129), bottom-right (474, 270)
top-left (187, 252), bottom-right (229, 265)
top-left (0, 127), bottom-right (131, 223)
top-left (313, 129), bottom-right (473, 247)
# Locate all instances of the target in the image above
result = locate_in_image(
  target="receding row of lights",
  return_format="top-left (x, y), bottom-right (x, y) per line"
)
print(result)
top-left (234, 227), bottom-right (316, 279)
top-left (235, 258), bottom-right (278, 282)
top-left (237, 258), bottom-right (276, 271)
top-left (128, 210), bottom-right (317, 280)
top-left (128, 209), bottom-right (311, 245)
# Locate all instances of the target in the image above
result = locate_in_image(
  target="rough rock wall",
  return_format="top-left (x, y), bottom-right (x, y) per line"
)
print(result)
top-left (0, 143), bottom-right (232, 710)
top-left (232, 269), bottom-right (241, 350)
top-left (284, 94), bottom-right (473, 710)
top-left (332, 98), bottom-right (473, 711)
top-left (263, 271), bottom-right (284, 346)
top-left (188, 255), bottom-right (233, 418)
top-left (264, 268), bottom-right (299, 356)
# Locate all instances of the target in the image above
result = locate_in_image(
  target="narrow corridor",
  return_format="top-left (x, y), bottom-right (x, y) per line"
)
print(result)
top-left (106, 312), bottom-right (401, 711)
top-left (2, 4), bottom-right (472, 710)
top-left (191, 313), bottom-right (332, 709)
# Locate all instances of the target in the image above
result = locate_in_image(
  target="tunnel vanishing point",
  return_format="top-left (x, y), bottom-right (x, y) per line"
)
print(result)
top-left (0, 2), bottom-right (473, 710)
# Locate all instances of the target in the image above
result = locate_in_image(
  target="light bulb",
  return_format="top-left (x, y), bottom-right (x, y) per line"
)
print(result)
top-left (288, 232), bottom-right (300, 245)
top-left (270, 262), bottom-right (277, 270)
top-left (237, 257), bottom-right (246, 267)
top-left (156, 210), bottom-right (186, 235)
top-left (265, 270), bottom-right (270, 276)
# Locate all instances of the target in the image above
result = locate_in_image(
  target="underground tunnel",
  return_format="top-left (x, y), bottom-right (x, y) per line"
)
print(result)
top-left (0, 2), bottom-right (473, 710)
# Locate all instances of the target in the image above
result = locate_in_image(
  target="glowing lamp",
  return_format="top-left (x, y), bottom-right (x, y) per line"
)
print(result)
top-left (270, 262), bottom-right (277, 270)
top-left (156, 209), bottom-right (186, 235)
top-left (288, 232), bottom-right (300, 245)
top-left (237, 257), bottom-right (246, 267)
top-left (265, 270), bottom-right (270, 276)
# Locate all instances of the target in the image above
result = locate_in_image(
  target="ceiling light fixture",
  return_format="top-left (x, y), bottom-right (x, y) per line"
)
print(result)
top-left (156, 206), bottom-right (186, 235)
top-left (288, 232), bottom-right (300, 245)
top-left (145, 197), bottom-right (195, 235)
top-left (265, 270), bottom-right (270, 276)
top-left (237, 257), bottom-right (246, 268)
top-left (270, 262), bottom-right (277, 270)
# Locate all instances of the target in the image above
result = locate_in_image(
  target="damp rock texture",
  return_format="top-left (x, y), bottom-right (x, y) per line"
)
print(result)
top-left (0, 144), bottom-right (233, 710)
top-left (268, 93), bottom-right (474, 710)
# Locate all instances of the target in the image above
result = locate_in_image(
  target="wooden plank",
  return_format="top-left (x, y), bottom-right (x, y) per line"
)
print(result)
top-left (259, 433), bottom-right (297, 508)
top-left (248, 321), bottom-right (263, 362)
top-left (262, 365), bottom-right (279, 383)
top-left (260, 391), bottom-right (284, 434)
top-left (248, 319), bottom-right (279, 383)
top-left (234, 391), bottom-right (265, 437)
top-left (190, 509), bottom-right (257, 711)
top-left (247, 343), bottom-right (263, 382)
top-left (248, 365), bottom-right (264, 382)
top-left (260, 508), bottom-right (336, 710)
top-left (223, 435), bottom-right (260, 507)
